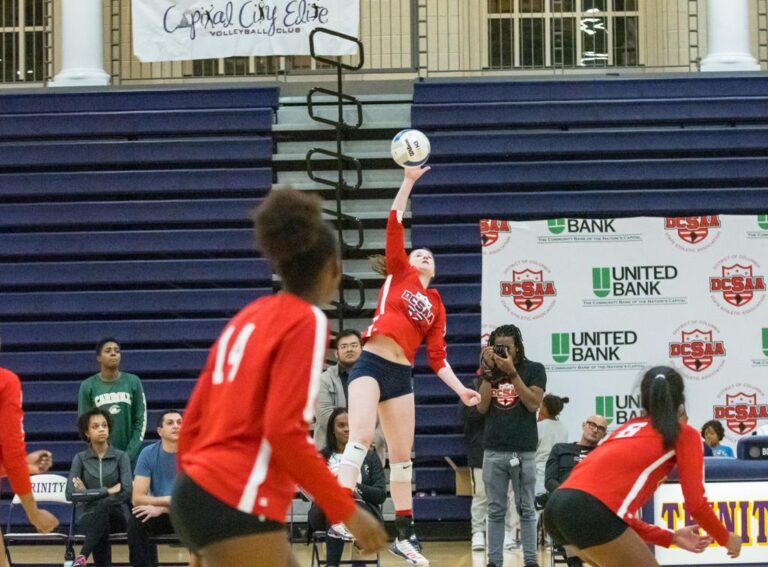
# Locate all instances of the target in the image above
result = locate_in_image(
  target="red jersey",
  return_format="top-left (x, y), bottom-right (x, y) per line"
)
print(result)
top-left (561, 417), bottom-right (730, 547)
top-left (363, 209), bottom-right (448, 373)
top-left (178, 293), bottom-right (355, 524)
top-left (0, 368), bottom-right (32, 496)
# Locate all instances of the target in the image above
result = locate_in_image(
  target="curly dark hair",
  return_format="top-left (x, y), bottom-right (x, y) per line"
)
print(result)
top-left (251, 188), bottom-right (339, 296)
top-left (701, 419), bottom-right (725, 442)
top-left (77, 407), bottom-right (112, 443)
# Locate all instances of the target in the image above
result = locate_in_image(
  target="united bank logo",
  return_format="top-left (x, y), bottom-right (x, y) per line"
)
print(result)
top-left (595, 395), bottom-right (642, 426)
top-left (713, 384), bottom-right (768, 438)
top-left (541, 218), bottom-right (640, 243)
top-left (499, 262), bottom-right (557, 319)
top-left (709, 257), bottom-right (766, 314)
top-left (746, 215), bottom-right (768, 240)
top-left (664, 216), bottom-right (721, 250)
top-left (587, 265), bottom-right (684, 307)
top-left (752, 328), bottom-right (768, 368)
top-left (759, 215), bottom-right (768, 230)
top-left (480, 219), bottom-right (511, 248)
top-left (550, 331), bottom-right (644, 372)
top-left (668, 322), bottom-right (726, 379)
top-left (547, 218), bottom-right (616, 235)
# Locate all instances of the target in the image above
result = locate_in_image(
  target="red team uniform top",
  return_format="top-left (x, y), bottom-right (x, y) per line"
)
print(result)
top-left (0, 368), bottom-right (32, 496)
top-left (178, 294), bottom-right (356, 524)
top-left (561, 416), bottom-right (730, 548)
top-left (363, 210), bottom-right (448, 373)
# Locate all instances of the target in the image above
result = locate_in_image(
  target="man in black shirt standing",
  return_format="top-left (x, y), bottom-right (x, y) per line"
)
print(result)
top-left (477, 325), bottom-right (546, 567)
top-left (544, 414), bottom-right (608, 567)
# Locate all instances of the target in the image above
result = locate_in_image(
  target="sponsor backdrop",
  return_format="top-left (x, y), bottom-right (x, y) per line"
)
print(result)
top-left (480, 215), bottom-right (768, 450)
top-left (133, 0), bottom-right (360, 62)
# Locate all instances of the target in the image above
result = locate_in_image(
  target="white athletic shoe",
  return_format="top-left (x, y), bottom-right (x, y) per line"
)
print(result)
top-left (504, 530), bottom-right (520, 550)
top-left (327, 522), bottom-right (355, 541)
top-left (471, 531), bottom-right (486, 551)
top-left (389, 537), bottom-right (430, 565)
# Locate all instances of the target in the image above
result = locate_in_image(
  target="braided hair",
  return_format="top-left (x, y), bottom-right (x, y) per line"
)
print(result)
top-left (488, 324), bottom-right (527, 367)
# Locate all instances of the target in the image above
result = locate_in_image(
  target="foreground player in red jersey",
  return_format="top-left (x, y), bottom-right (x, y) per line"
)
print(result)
top-left (543, 366), bottom-right (742, 567)
top-left (336, 166), bottom-right (481, 566)
top-left (170, 190), bottom-right (386, 567)
top-left (0, 368), bottom-right (60, 567)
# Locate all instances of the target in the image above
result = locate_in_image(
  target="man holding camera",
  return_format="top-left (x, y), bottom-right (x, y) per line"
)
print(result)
top-left (477, 325), bottom-right (546, 567)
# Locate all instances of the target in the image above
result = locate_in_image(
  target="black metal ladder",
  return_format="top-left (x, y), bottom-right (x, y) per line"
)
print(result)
top-left (305, 28), bottom-right (367, 332)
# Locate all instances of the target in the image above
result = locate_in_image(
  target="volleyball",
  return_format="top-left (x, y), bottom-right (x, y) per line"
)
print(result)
top-left (391, 129), bottom-right (431, 168)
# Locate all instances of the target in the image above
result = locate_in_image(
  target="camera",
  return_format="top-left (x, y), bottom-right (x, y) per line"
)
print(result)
top-left (493, 344), bottom-right (509, 358)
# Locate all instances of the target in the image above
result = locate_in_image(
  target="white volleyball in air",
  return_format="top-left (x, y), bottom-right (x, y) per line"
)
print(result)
top-left (390, 129), bottom-right (431, 168)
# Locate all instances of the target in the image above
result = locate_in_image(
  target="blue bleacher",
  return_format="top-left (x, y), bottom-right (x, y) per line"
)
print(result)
top-left (409, 74), bottom-right (768, 519)
top-left (0, 87), bottom-right (278, 524)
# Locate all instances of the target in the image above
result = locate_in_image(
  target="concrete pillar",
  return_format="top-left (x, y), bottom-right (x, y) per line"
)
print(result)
top-left (701, 0), bottom-right (760, 71)
top-left (49, 0), bottom-right (109, 87)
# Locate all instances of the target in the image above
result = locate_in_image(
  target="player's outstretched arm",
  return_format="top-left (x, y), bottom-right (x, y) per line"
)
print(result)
top-left (391, 166), bottom-right (430, 212)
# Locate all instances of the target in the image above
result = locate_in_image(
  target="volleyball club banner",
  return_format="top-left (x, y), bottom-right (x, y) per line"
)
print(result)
top-left (480, 215), bottom-right (768, 449)
top-left (132, 0), bottom-right (360, 62)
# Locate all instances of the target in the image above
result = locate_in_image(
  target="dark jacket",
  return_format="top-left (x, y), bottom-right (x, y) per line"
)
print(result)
top-left (544, 442), bottom-right (597, 494)
top-left (356, 451), bottom-right (387, 508)
top-left (460, 380), bottom-right (486, 468)
top-left (66, 445), bottom-right (132, 516)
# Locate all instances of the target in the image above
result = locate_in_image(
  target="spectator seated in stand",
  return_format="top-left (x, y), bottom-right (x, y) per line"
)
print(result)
top-left (128, 410), bottom-right (183, 567)
top-left (66, 407), bottom-right (132, 567)
top-left (701, 420), bottom-right (734, 458)
top-left (541, 415), bottom-right (608, 567)
top-left (309, 408), bottom-right (386, 567)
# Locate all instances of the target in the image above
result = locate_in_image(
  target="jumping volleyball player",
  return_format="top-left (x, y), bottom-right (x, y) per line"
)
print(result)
top-left (543, 366), bottom-right (742, 567)
top-left (170, 189), bottom-right (386, 567)
top-left (335, 166), bottom-right (481, 566)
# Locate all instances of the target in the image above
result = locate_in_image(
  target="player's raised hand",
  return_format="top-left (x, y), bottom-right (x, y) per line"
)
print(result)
top-left (404, 165), bottom-right (431, 183)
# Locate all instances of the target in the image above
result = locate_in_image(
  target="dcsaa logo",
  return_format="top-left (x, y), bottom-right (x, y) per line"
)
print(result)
top-left (709, 263), bottom-right (766, 308)
top-left (480, 219), bottom-right (511, 248)
top-left (669, 328), bottom-right (726, 372)
top-left (664, 216), bottom-right (720, 245)
top-left (500, 269), bottom-right (556, 312)
top-left (713, 386), bottom-right (768, 437)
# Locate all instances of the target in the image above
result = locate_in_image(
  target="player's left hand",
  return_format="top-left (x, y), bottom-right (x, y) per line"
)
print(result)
top-left (26, 450), bottom-right (53, 475)
top-left (460, 388), bottom-right (481, 407)
top-left (672, 525), bottom-right (713, 553)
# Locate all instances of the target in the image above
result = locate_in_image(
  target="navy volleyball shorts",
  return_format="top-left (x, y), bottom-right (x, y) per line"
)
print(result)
top-left (543, 488), bottom-right (628, 550)
top-left (348, 351), bottom-right (414, 401)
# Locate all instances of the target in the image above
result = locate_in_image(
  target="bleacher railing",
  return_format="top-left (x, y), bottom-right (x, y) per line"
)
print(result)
top-left (305, 27), bottom-right (367, 333)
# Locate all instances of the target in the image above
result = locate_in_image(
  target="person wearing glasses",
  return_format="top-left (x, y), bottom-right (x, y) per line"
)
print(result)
top-left (542, 415), bottom-right (608, 567)
top-left (314, 330), bottom-right (386, 465)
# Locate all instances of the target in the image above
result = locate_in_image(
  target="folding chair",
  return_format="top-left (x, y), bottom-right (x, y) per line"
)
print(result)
top-left (3, 474), bottom-right (72, 567)
top-left (309, 531), bottom-right (380, 567)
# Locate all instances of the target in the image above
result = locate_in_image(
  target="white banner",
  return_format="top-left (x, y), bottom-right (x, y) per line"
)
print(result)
top-left (480, 215), bottom-right (768, 449)
top-left (132, 0), bottom-right (360, 62)
top-left (653, 481), bottom-right (768, 564)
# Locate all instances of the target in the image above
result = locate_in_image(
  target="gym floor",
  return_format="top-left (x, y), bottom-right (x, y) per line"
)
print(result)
top-left (7, 542), bottom-right (556, 566)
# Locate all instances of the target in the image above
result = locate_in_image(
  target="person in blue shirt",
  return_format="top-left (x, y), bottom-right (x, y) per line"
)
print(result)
top-left (701, 419), bottom-right (734, 458)
top-left (127, 410), bottom-right (182, 567)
